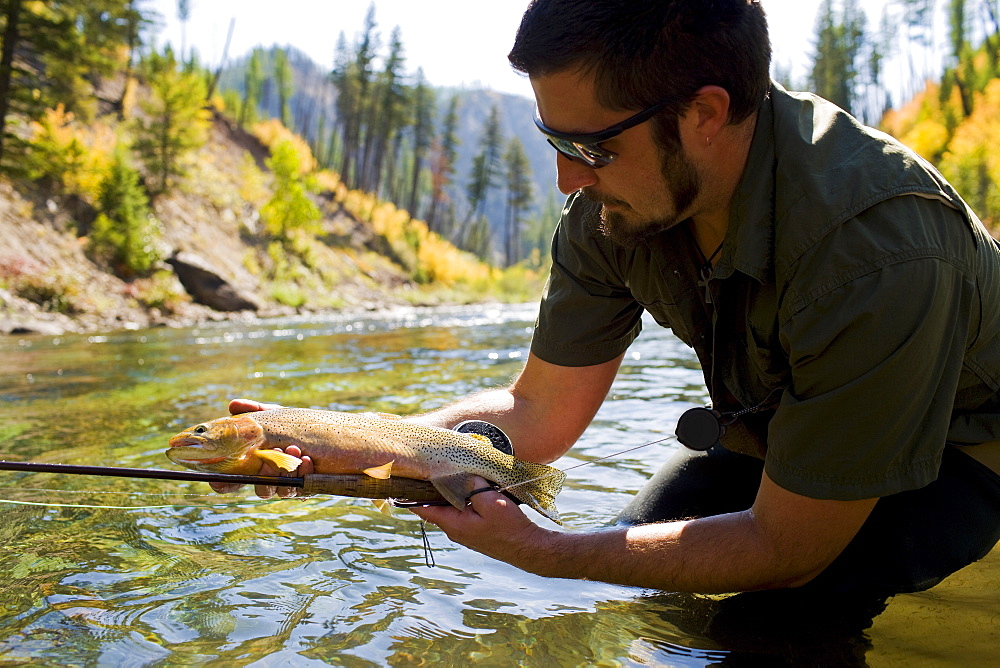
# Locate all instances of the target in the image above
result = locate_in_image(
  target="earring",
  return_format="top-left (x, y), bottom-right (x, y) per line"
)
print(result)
top-left (705, 136), bottom-right (712, 147)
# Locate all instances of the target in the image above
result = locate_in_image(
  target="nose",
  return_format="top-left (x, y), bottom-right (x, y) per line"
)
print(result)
top-left (555, 153), bottom-right (599, 195)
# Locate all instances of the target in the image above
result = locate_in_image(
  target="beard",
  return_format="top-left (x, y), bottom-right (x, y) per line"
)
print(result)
top-left (584, 147), bottom-right (700, 249)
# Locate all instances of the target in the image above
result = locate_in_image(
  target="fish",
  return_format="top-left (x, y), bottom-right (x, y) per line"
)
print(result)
top-left (167, 408), bottom-right (565, 523)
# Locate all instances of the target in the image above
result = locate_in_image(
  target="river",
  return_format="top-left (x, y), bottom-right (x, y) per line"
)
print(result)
top-left (0, 304), bottom-right (995, 666)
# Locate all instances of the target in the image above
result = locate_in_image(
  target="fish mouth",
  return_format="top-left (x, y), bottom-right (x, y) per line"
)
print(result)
top-left (171, 455), bottom-right (227, 465)
top-left (167, 436), bottom-right (226, 464)
top-left (168, 435), bottom-right (203, 448)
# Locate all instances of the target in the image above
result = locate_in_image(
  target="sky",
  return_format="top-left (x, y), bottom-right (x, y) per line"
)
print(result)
top-left (147, 0), bottom-right (955, 105)
top-left (147, 0), bottom-right (834, 99)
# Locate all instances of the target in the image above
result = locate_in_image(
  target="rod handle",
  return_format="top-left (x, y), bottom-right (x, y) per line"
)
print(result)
top-left (301, 474), bottom-right (445, 502)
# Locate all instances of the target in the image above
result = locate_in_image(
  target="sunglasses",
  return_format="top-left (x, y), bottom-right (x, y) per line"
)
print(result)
top-left (533, 96), bottom-right (678, 168)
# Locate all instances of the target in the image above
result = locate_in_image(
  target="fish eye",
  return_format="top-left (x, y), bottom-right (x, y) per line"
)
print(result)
top-left (194, 425), bottom-right (208, 434)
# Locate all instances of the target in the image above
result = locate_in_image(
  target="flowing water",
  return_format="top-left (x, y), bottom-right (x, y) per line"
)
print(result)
top-left (0, 304), bottom-right (996, 666)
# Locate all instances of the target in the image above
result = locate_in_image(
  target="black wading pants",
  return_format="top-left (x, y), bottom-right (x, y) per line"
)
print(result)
top-left (615, 444), bottom-right (1000, 597)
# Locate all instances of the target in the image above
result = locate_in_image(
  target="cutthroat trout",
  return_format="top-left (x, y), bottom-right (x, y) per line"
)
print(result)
top-left (167, 408), bottom-right (565, 523)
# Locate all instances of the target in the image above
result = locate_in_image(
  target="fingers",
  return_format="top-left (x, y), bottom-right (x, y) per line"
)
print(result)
top-left (254, 445), bottom-right (312, 499)
top-left (208, 443), bottom-right (312, 500)
top-left (229, 398), bottom-right (285, 415)
top-left (211, 399), bottom-right (284, 495)
top-left (209, 481), bottom-right (243, 494)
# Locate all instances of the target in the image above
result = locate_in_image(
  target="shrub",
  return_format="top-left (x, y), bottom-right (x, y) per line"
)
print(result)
top-left (89, 149), bottom-right (162, 277)
top-left (24, 105), bottom-right (115, 203)
top-left (128, 270), bottom-right (191, 314)
top-left (260, 140), bottom-right (322, 239)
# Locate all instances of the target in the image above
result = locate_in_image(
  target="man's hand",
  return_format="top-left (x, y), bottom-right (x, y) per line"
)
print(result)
top-left (208, 398), bottom-right (313, 498)
top-left (229, 398), bottom-right (285, 414)
top-left (409, 476), bottom-right (553, 572)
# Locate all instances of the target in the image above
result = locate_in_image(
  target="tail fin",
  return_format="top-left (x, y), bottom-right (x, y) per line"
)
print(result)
top-left (509, 460), bottom-right (565, 525)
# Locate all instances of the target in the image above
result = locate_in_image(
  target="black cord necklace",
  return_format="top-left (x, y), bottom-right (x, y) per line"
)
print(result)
top-left (691, 232), bottom-right (724, 305)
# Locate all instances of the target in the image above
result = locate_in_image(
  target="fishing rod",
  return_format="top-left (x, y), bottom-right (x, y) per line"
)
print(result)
top-left (0, 460), bottom-right (447, 503)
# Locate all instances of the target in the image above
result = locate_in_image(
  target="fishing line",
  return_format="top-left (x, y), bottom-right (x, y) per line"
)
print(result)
top-left (419, 521), bottom-right (436, 567)
top-left (0, 498), bottom-right (199, 510)
top-left (492, 435), bottom-right (675, 497)
top-left (0, 486), bottom-right (284, 510)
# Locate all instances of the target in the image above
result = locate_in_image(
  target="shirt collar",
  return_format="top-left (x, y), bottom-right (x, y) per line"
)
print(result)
top-left (712, 84), bottom-right (777, 285)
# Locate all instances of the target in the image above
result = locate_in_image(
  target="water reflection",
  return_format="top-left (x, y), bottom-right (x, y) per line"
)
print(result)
top-left (0, 304), bottom-right (996, 665)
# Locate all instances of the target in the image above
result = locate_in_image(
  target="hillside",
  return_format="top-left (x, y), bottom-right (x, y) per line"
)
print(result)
top-left (216, 46), bottom-right (561, 253)
top-left (0, 106), bottom-right (539, 337)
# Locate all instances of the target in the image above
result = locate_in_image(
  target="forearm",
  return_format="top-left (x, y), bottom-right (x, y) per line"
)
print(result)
top-left (405, 388), bottom-right (516, 430)
top-left (406, 353), bottom-right (623, 464)
top-left (405, 387), bottom-right (573, 464)
top-left (518, 510), bottom-right (814, 593)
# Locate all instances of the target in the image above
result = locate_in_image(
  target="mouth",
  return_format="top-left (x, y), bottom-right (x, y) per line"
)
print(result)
top-left (172, 455), bottom-right (227, 465)
top-left (167, 436), bottom-right (226, 464)
top-left (169, 433), bottom-right (214, 449)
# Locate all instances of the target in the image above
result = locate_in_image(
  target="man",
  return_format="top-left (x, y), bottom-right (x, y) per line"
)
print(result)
top-left (231, 0), bottom-right (1000, 597)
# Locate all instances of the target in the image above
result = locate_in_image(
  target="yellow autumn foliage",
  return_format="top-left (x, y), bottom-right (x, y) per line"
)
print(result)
top-left (881, 81), bottom-right (965, 163)
top-left (251, 119), bottom-right (317, 175)
top-left (26, 105), bottom-right (116, 202)
top-left (339, 188), bottom-right (496, 286)
top-left (938, 79), bottom-right (1000, 228)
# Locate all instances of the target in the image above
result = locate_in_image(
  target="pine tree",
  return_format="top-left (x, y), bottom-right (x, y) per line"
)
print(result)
top-left (809, 0), bottom-right (869, 118)
top-left (89, 146), bottom-right (160, 277)
top-left (460, 103), bottom-right (503, 251)
top-left (427, 93), bottom-right (460, 234)
top-left (503, 137), bottom-right (533, 266)
top-left (948, 0), bottom-right (974, 116)
top-left (406, 69), bottom-right (435, 219)
top-left (327, 32), bottom-right (351, 170)
top-left (338, 4), bottom-right (379, 189)
top-left (240, 48), bottom-right (263, 127)
top-left (132, 47), bottom-right (210, 194)
top-left (274, 48), bottom-right (294, 129)
top-left (0, 0), bottom-right (134, 171)
top-left (177, 0), bottom-right (190, 64)
top-left (360, 25), bottom-right (406, 194)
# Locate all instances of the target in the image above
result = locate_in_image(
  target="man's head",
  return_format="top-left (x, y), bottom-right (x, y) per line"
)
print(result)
top-left (508, 0), bottom-right (771, 130)
top-left (509, 0), bottom-right (771, 247)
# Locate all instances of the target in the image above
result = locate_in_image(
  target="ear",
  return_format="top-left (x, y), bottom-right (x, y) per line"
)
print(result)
top-left (686, 85), bottom-right (731, 141)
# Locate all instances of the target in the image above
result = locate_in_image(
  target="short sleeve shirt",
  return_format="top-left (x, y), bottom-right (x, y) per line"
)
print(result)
top-left (531, 84), bottom-right (1000, 501)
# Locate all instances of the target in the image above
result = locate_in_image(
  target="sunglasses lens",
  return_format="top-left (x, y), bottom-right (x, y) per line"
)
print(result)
top-left (545, 138), bottom-right (616, 168)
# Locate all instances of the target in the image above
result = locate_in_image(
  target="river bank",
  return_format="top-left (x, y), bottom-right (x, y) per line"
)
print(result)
top-left (0, 110), bottom-right (543, 338)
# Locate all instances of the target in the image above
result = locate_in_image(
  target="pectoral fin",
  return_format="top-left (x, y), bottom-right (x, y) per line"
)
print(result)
top-left (430, 472), bottom-right (479, 510)
top-left (363, 461), bottom-right (394, 479)
top-left (255, 448), bottom-right (303, 472)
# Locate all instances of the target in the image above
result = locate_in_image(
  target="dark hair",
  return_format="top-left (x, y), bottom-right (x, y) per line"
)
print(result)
top-left (508, 0), bottom-right (771, 125)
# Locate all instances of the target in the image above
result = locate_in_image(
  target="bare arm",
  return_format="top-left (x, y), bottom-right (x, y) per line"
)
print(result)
top-left (412, 472), bottom-right (876, 593)
top-left (406, 352), bottom-right (624, 464)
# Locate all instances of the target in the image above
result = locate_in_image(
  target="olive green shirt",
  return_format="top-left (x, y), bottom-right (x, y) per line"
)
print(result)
top-left (531, 84), bottom-right (1000, 501)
